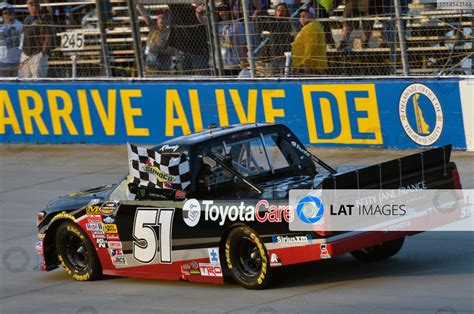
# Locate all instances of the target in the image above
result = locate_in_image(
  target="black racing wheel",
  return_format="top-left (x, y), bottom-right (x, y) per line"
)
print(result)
top-left (55, 221), bottom-right (102, 281)
top-left (224, 226), bottom-right (271, 289)
top-left (351, 237), bottom-right (405, 262)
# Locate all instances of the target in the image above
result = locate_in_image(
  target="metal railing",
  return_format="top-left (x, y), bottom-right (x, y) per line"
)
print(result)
top-left (0, 0), bottom-right (471, 79)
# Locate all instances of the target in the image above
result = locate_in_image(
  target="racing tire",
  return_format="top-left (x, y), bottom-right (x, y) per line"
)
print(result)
top-left (224, 226), bottom-right (271, 290)
top-left (350, 237), bottom-right (405, 262)
top-left (55, 221), bottom-right (102, 281)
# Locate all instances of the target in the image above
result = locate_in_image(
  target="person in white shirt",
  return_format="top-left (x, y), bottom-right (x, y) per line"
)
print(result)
top-left (0, 5), bottom-right (22, 77)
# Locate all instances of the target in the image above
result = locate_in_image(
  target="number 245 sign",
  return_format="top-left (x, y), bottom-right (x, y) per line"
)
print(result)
top-left (60, 31), bottom-right (85, 51)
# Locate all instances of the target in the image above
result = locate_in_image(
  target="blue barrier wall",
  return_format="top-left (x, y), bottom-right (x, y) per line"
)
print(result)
top-left (0, 78), bottom-right (468, 149)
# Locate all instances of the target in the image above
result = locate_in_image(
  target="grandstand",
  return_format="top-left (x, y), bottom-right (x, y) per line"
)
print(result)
top-left (1, 0), bottom-right (472, 78)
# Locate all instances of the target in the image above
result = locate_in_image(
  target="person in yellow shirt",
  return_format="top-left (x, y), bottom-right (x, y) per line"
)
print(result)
top-left (291, 9), bottom-right (327, 75)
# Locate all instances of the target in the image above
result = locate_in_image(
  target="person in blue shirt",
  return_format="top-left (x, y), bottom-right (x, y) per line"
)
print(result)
top-left (0, 5), bottom-right (22, 77)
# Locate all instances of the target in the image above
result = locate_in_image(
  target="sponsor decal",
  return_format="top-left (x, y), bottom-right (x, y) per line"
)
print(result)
top-left (103, 224), bottom-right (118, 234)
top-left (199, 263), bottom-right (223, 277)
top-left (106, 234), bottom-right (120, 240)
top-left (51, 211), bottom-right (75, 223)
top-left (86, 205), bottom-right (100, 215)
top-left (181, 261), bottom-right (201, 276)
top-left (108, 241), bottom-right (122, 249)
top-left (87, 215), bottom-right (102, 223)
top-left (86, 222), bottom-right (103, 232)
top-left (92, 232), bottom-right (105, 239)
top-left (208, 248), bottom-right (220, 265)
top-left (112, 256), bottom-right (127, 266)
top-left (102, 216), bottom-right (115, 224)
top-left (291, 141), bottom-right (311, 159)
top-left (35, 234), bottom-right (44, 254)
top-left (143, 159), bottom-right (175, 183)
top-left (175, 190), bottom-right (186, 200)
top-left (320, 243), bottom-right (331, 259)
top-left (111, 248), bottom-right (124, 256)
top-left (270, 253), bottom-right (282, 267)
top-left (183, 198), bottom-right (201, 227)
top-left (100, 202), bottom-right (118, 215)
top-left (159, 144), bottom-right (180, 152)
top-left (271, 235), bottom-right (313, 244)
top-left (184, 200), bottom-right (293, 227)
top-left (96, 238), bottom-right (107, 249)
top-left (88, 199), bottom-right (102, 206)
top-left (399, 83), bottom-right (443, 146)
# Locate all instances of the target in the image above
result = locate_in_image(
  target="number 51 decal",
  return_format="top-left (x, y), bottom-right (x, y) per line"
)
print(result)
top-left (133, 208), bottom-right (174, 264)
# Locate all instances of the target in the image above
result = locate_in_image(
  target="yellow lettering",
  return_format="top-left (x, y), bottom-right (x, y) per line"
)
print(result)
top-left (301, 84), bottom-right (382, 144)
top-left (48, 90), bottom-right (78, 135)
top-left (320, 97), bottom-right (335, 134)
top-left (230, 89), bottom-right (257, 124)
top-left (18, 90), bottom-right (49, 135)
top-left (189, 90), bottom-right (203, 133)
top-left (0, 91), bottom-right (21, 134)
top-left (77, 90), bottom-right (93, 135)
top-left (262, 90), bottom-right (285, 123)
top-left (121, 90), bottom-right (149, 136)
top-left (91, 90), bottom-right (116, 136)
top-left (215, 89), bottom-right (229, 126)
top-left (165, 90), bottom-right (191, 136)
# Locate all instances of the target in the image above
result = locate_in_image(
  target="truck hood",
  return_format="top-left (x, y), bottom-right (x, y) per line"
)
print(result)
top-left (43, 184), bottom-right (116, 215)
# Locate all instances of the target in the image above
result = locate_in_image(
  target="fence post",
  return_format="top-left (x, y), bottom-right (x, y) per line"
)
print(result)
top-left (204, 1), bottom-right (218, 76)
top-left (128, 0), bottom-right (144, 78)
top-left (95, 0), bottom-right (112, 77)
top-left (394, 0), bottom-right (410, 76)
top-left (241, 0), bottom-right (256, 78)
top-left (207, 0), bottom-right (224, 77)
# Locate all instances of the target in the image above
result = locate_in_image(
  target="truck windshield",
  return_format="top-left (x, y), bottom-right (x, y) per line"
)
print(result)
top-left (206, 133), bottom-right (298, 178)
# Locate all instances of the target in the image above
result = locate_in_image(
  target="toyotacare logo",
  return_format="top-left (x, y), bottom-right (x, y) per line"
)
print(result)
top-left (182, 200), bottom-right (294, 226)
top-left (296, 196), bottom-right (324, 224)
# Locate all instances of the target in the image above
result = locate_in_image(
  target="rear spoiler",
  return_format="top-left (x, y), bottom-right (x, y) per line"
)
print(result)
top-left (322, 145), bottom-right (453, 189)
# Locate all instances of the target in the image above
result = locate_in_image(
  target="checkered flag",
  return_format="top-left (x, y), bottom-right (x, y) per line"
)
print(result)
top-left (128, 143), bottom-right (191, 191)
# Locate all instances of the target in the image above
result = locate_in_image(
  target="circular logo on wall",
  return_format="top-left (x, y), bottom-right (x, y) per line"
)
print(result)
top-left (399, 83), bottom-right (443, 146)
top-left (182, 198), bottom-right (201, 227)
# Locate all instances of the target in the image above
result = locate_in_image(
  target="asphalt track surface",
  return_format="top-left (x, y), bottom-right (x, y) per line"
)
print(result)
top-left (0, 144), bottom-right (473, 314)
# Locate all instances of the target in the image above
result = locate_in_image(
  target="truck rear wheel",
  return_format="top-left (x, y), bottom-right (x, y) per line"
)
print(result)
top-left (224, 226), bottom-right (271, 289)
top-left (351, 237), bottom-right (405, 262)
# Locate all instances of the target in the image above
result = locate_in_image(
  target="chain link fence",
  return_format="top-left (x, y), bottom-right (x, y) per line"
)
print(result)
top-left (0, 0), bottom-right (471, 79)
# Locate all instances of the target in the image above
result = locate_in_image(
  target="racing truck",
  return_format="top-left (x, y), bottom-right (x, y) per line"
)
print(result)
top-left (35, 123), bottom-right (462, 289)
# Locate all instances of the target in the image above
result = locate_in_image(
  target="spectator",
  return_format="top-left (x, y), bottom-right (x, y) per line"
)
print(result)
top-left (291, 9), bottom-right (327, 75)
top-left (338, 0), bottom-right (376, 50)
top-left (18, 0), bottom-right (53, 78)
top-left (263, 3), bottom-right (294, 74)
top-left (217, 3), bottom-right (247, 76)
top-left (167, 3), bottom-right (210, 75)
top-left (0, 5), bottom-right (22, 77)
top-left (136, 4), bottom-right (175, 76)
top-left (274, 0), bottom-right (300, 14)
top-left (311, 0), bottom-right (337, 48)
